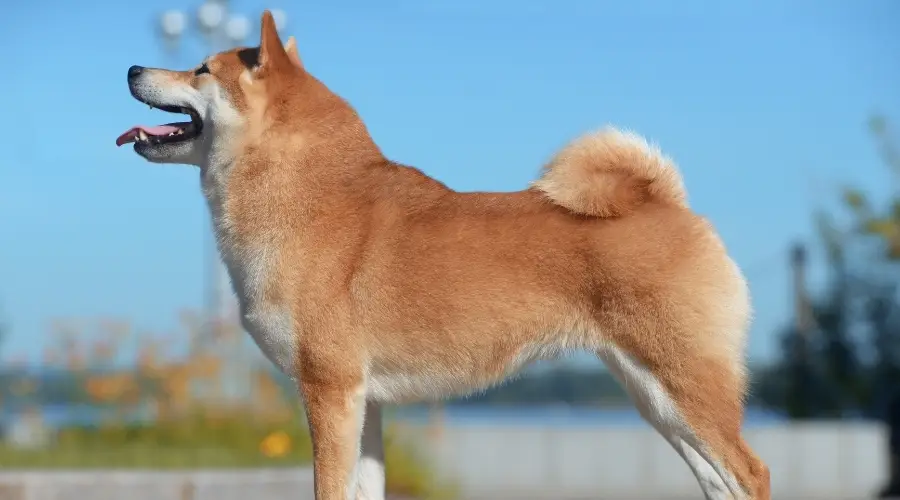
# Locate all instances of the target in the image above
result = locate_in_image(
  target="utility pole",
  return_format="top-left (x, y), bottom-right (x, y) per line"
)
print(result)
top-left (792, 243), bottom-right (813, 337)
top-left (790, 242), bottom-right (815, 417)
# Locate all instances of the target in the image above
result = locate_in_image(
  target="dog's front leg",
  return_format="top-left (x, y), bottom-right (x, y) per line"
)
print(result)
top-left (356, 401), bottom-right (385, 500)
top-left (301, 377), bottom-right (367, 500)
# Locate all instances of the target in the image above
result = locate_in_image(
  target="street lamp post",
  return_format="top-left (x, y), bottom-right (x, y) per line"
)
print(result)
top-left (157, 2), bottom-right (286, 54)
top-left (151, 2), bottom-right (287, 348)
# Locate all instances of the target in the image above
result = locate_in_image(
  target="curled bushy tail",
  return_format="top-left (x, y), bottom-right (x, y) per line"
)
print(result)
top-left (532, 127), bottom-right (688, 218)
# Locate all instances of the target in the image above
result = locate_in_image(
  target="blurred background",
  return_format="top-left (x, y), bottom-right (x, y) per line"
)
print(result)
top-left (1, 0), bottom-right (899, 499)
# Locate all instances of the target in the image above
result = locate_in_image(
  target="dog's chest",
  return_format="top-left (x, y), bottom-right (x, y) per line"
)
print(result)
top-left (202, 170), bottom-right (298, 377)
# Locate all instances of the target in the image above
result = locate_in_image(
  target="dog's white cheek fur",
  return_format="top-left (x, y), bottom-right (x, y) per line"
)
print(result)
top-left (199, 81), bottom-right (245, 170)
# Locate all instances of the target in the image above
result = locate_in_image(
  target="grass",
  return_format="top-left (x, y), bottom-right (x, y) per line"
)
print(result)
top-left (0, 415), bottom-right (312, 469)
top-left (0, 444), bottom-right (299, 469)
top-left (0, 415), bottom-right (456, 499)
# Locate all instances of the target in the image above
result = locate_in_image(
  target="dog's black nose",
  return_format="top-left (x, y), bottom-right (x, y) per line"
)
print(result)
top-left (128, 65), bottom-right (144, 79)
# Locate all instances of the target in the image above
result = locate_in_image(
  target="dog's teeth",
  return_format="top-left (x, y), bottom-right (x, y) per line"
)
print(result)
top-left (137, 130), bottom-right (148, 141)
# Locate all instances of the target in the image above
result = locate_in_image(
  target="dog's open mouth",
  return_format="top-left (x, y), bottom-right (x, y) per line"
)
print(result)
top-left (115, 105), bottom-right (203, 147)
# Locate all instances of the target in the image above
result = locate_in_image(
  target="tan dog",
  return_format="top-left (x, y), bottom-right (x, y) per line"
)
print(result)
top-left (117, 11), bottom-right (770, 500)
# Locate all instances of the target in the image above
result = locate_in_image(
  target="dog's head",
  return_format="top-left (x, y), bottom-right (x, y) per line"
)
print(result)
top-left (117, 11), bottom-right (310, 166)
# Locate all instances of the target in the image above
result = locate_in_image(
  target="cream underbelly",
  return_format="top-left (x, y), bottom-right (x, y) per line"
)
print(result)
top-left (365, 342), bottom-right (571, 403)
top-left (366, 371), bottom-right (475, 403)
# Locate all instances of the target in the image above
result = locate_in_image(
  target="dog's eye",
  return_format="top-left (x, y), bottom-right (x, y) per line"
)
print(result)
top-left (195, 63), bottom-right (210, 76)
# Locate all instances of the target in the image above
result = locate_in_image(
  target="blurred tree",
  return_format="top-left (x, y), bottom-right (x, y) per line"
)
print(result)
top-left (757, 235), bottom-right (855, 419)
top-left (816, 114), bottom-right (900, 497)
top-left (811, 214), bottom-right (861, 416)
top-left (840, 115), bottom-right (900, 415)
top-left (755, 115), bottom-right (900, 421)
top-left (771, 323), bottom-right (818, 418)
top-left (863, 283), bottom-right (900, 417)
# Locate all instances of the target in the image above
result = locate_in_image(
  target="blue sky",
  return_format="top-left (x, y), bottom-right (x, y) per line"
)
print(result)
top-left (0, 0), bottom-right (898, 367)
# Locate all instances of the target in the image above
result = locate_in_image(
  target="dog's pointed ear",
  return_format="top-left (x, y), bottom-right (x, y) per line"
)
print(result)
top-left (283, 36), bottom-right (303, 68)
top-left (257, 10), bottom-right (292, 74)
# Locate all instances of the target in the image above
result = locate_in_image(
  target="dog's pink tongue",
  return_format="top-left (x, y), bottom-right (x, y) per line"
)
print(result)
top-left (115, 125), bottom-right (182, 147)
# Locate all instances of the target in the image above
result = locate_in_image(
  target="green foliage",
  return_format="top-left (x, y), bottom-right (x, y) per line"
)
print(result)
top-left (0, 411), bottom-right (454, 499)
top-left (843, 188), bottom-right (868, 213)
top-left (0, 309), bottom-right (457, 498)
top-left (55, 411), bottom-right (312, 466)
top-left (843, 115), bottom-right (900, 258)
top-left (756, 114), bottom-right (900, 420)
top-left (383, 425), bottom-right (458, 500)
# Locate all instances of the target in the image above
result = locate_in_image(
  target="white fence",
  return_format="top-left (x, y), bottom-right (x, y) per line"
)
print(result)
top-left (0, 422), bottom-right (889, 499)
top-left (0, 470), bottom-right (315, 500)
top-left (421, 421), bottom-right (889, 499)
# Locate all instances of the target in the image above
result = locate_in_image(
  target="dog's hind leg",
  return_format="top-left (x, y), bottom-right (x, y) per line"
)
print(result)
top-left (599, 346), bottom-right (731, 498)
top-left (356, 401), bottom-right (386, 500)
top-left (596, 344), bottom-right (770, 500)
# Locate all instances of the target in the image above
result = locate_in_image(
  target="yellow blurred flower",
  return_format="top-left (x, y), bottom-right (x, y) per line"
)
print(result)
top-left (260, 431), bottom-right (292, 458)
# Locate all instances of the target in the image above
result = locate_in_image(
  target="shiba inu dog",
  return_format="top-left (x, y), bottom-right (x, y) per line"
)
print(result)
top-left (117, 11), bottom-right (770, 500)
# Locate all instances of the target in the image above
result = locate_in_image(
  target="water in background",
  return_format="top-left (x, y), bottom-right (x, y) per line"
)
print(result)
top-left (4, 404), bottom-right (786, 431)
top-left (392, 405), bottom-right (787, 427)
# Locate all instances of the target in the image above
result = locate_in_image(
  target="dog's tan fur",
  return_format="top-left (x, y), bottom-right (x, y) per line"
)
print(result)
top-left (123, 12), bottom-right (770, 500)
